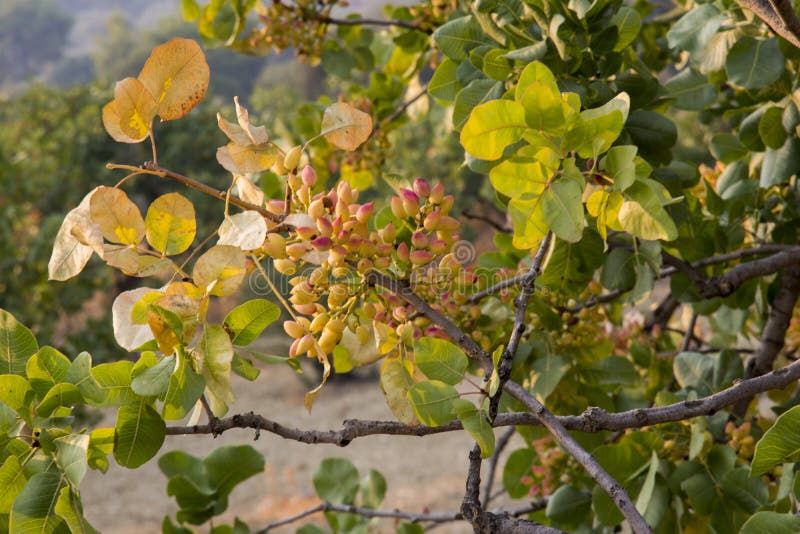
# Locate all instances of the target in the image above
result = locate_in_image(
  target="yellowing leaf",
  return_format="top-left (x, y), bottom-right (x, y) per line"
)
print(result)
top-left (197, 324), bottom-right (234, 417)
top-left (138, 37), bottom-right (209, 121)
top-left (101, 244), bottom-right (139, 274)
top-left (147, 295), bottom-right (199, 355)
top-left (380, 357), bottom-right (418, 425)
top-left (112, 288), bottom-right (157, 351)
top-left (193, 245), bottom-right (246, 296)
top-left (217, 143), bottom-right (278, 174)
top-left (48, 188), bottom-right (101, 281)
top-left (321, 103), bottom-right (373, 151)
top-left (89, 186), bottom-right (145, 246)
top-left (235, 175), bottom-right (264, 206)
top-left (113, 77), bottom-right (157, 142)
top-left (217, 211), bottom-right (267, 251)
top-left (145, 192), bottom-right (196, 255)
top-left (102, 101), bottom-right (144, 144)
top-left (234, 96), bottom-right (269, 145)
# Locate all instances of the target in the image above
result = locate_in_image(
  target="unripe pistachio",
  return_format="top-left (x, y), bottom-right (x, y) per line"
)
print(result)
top-left (357, 258), bottom-right (373, 274)
top-left (296, 333), bottom-right (315, 355)
top-left (262, 234), bottom-right (287, 258)
top-left (285, 242), bottom-right (309, 260)
top-left (326, 318), bottom-right (345, 334)
top-left (328, 283), bottom-right (348, 307)
top-left (413, 178), bottom-right (431, 198)
top-left (410, 250), bottom-right (435, 266)
top-left (283, 145), bottom-right (303, 172)
top-left (397, 322), bottom-right (415, 345)
top-left (396, 242), bottom-right (410, 263)
top-left (298, 184), bottom-right (310, 205)
top-left (373, 256), bottom-right (391, 269)
top-left (266, 199), bottom-right (286, 215)
top-left (272, 157), bottom-right (287, 176)
top-left (331, 266), bottom-right (350, 278)
top-left (429, 182), bottom-right (445, 204)
top-left (335, 198), bottom-right (349, 219)
top-left (390, 196), bottom-right (405, 219)
top-left (287, 173), bottom-right (302, 191)
top-left (301, 165), bottom-right (317, 186)
top-left (283, 320), bottom-right (305, 339)
top-left (356, 202), bottom-right (374, 223)
top-left (311, 236), bottom-right (333, 250)
top-left (423, 211), bottom-right (441, 231)
top-left (375, 243), bottom-right (393, 257)
top-left (428, 239), bottom-right (447, 254)
top-left (439, 253), bottom-right (460, 274)
top-left (274, 258), bottom-right (297, 275)
top-left (308, 198), bottom-right (325, 219)
top-left (337, 181), bottom-right (353, 204)
top-left (379, 223), bottom-right (396, 243)
top-left (318, 328), bottom-right (339, 354)
top-left (356, 325), bottom-right (371, 344)
top-left (331, 216), bottom-right (343, 235)
top-left (440, 195), bottom-right (455, 214)
top-left (411, 231), bottom-right (429, 249)
top-left (363, 302), bottom-right (377, 319)
top-left (438, 215), bottom-right (460, 231)
top-left (316, 216), bottom-right (333, 237)
top-left (401, 189), bottom-right (420, 217)
top-left (309, 266), bottom-right (327, 286)
top-left (293, 302), bottom-right (316, 315)
top-left (328, 245), bottom-right (347, 266)
top-left (309, 312), bottom-right (329, 333)
top-left (289, 338), bottom-right (301, 358)
top-left (392, 307), bottom-right (408, 322)
top-left (295, 226), bottom-right (317, 241)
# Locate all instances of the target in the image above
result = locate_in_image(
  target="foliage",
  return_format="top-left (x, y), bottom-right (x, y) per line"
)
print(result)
top-left (3, 0), bottom-right (800, 533)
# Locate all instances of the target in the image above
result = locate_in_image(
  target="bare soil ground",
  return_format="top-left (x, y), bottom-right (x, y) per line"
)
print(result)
top-left (80, 360), bottom-right (519, 533)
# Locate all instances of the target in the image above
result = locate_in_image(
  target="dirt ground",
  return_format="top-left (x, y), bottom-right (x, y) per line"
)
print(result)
top-left (81, 359), bottom-right (522, 533)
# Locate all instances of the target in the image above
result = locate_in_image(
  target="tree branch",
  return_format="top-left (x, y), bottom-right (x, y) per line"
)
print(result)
top-left (504, 381), bottom-right (652, 534)
top-left (700, 247), bottom-right (800, 298)
top-left (736, 0), bottom-right (800, 48)
top-left (482, 426), bottom-right (516, 509)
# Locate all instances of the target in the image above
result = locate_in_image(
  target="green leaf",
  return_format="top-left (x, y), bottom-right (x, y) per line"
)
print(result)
top-left (230, 354), bottom-right (260, 381)
top-left (36, 382), bottom-right (86, 417)
top-left (0, 310), bottom-right (38, 376)
top-left (54, 486), bottom-right (100, 534)
top-left (740, 511), bottom-right (800, 533)
top-left (587, 356), bottom-right (637, 386)
top-left (145, 192), bottom-right (196, 255)
top-left (710, 133), bottom-right (748, 163)
top-left (664, 68), bottom-right (715, 111)
top-left (541, 178), bottom-right (583, 243)
top-left (539, 232), bottom-right (604, 295)
top-left (529, 354), bottom-right (569, 402)
top-left (91, 361), bottom-right (135, 407)
top-left (625, 111), bottom-right (677, 164)
top-left (726, 37), bottom-right (784, 90)
top-left (618, 182), bottom-right (678, 241)
top-left (635, 452), bottom-right (659, 515)
top-left (758, 106), bottom-right (787, 150)
top-left (673, 352), bottom-right (714, 396)
top-left (666, 4), bottom-right (725, 54)
top-left (54, 434), bottom-right (89, 486)
top-left (509, 196), bottom-right (548, 250)
top-left (131, 355), bottom-right (175, 397)
top-left (413, 337), bottom-right (468, 385)
top-left (359, 469), bottom-right (387, 509)
top-left (453, 399), bottom-right (495, 458)
top-left (601, 145), bottom-right (637, 192)
top-left (0, 375), bottom-right (34, 417)
top-left (612, 6), bottom-right (641, 51)
top-left (546, 485), bottom-right (591, 525)
top-left (87, 428), bottom-right (115, 473)
top-left (26, 347), bottom-right (70, 400)
top-left (752, 405), bottom-right (800, 476)
top-left (433, 16), bottom-right (492, 61)
top-left (9, 472), bottom-right (66, 534)
top-left (482, 48), bottom-right (513, 80)
top-left (380, 357), bottom-right (417, 425)
top-left (406, 381), bottom-right (459, 426)
top-left (114, 401), bottom-right (166, 468)
top-left (313, 458), bottom-right (359, 504)
top-left (204, 445), bottom-right (265, 511)
top-left (198, 324), bottom-right (234, 417)
top-left (567, 93), bottom-right (629, 158)
top-left (223, 299), bottom-right (280, 346)
top-left (503, 448), bottom-right (536, 498)
top-left (721, 467), bottom-right (767, 513)
top-left (428, 58), bottom-right (460, 102)
top-left (162, 350), bottom-right (205, 421)
top-left (515, 61), bottom-right (569, 138)
top-left (489, 147), bottom-right (555, 198)
top-left (760, 137), bottom-right (800, 188)
top-left (461, 93), bottom-right (526, 157)
top-left (65, 352), bottom-right (104, 405)
top-left (453, 79), bottom-right (505, 131)
top-left (0, 457), bottom-right (26, 514)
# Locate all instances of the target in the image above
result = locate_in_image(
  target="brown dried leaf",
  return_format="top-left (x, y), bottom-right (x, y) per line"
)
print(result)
top-left (89, 186), bottom-right (145, 246)
top-left (234, 175), bottom-right (264, 206)
top-left (138, 37), bottom-right (209, 121)
top-left (103, 101), bottom-right (144, 144)
top-left (321, 103), bottom-right (373, 151)
top-left (101, 244), bottom-right (140, 274)
top-left (48, 187), bottom-right (101, 281)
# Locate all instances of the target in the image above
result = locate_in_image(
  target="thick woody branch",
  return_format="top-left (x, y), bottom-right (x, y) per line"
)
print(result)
top-left (700, 247), bottom-right (800, 298)
top-left (737, 0), bottom-right (800, 48)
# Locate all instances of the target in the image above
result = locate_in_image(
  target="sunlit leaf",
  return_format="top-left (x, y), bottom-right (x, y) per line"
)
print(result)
top-left (55, 486), bottom-right (100, 534)
top-left (146, 193), bottom-right (196, 255)
top-left (111, 77), bottom-right (157, 142)
top-left (193, 245), bottom-right (246, 296)
top-left (0, 309), bottom-right (38, 376)
top-left (460, 99), bottom-right (527, 161)
top-left (48, 188), bottom-right (101, 281)
top-left (217, 142), bottom-right (279, 175)
top-left (54, 434), bottom-right (90, 486)
top-left (0, 456), bottom-right (26, 514)
top-left (197, 324), bottom-right (234, 417)
top-left (217, 211), bottom-right (267, 251)
top-left (453, 399), bottom-right (495, 458)
top-left (407, 380), bottom-right (459, 426)
top-left (414, 337), bottom-right (468, 386)
top-left (541, 178), bottom-right (584, 243)
top-left (65, 351), bottom-right (105, 404)
top-left (138, 37), bottom-right (209, 121)
top-left (321, 103), bottom-right (373, 151)
top-left (112, 288), bottom-right (157, 351)
top-left (739, 511), bottom-right (800, 533)
top-left (89, 186), bottom-right (145, 246)
top-left (751, 405), bottom-right (800, 476)
top-left (91, 361), bottom-right (135, 408)
top-left (222, 299), bottom-right (280, 346)
top-left (37, 383), bottom-right (84, 417)
top-left (9, 472), bottom-right (67, 534)
top-left (380, 357), bottom-right (417, 425)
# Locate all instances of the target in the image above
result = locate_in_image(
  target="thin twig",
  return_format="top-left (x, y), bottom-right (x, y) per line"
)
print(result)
top-left (681, 314), bottom-right (698, 353)
top-left (373, 85), bottom-right (429, 137)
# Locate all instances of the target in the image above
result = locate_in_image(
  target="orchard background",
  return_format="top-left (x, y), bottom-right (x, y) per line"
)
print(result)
top-left (4, 0), bottom-right (800, 533)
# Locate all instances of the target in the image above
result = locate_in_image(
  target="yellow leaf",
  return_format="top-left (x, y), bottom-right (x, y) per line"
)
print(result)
top-left (146, 295), bottom-right (199, 354)
top-left (145, 192), bottom-right (196, 255)
top-left (102, 101), bottom-right (144, 144)
top-left (192, 245), bottom-right (246, 296)
top-left (216, 143), bottom-right (278, 174)
top-left (341, 165), bottom-right (374, 189)
top-left (113, 77), bottom-right (157, 142)
top-left (101, 244), bottom-right (139, 274)
top-left (138, 37), bottom-right (209, 121)
top-left (89, 187), bottom-right (145, 246)
top-left (380, 356), bottom-right (418, 425)
top-left (234, 175), bottom-right (264, 206)
top-left (321, 103), bottom-right (373, 151)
